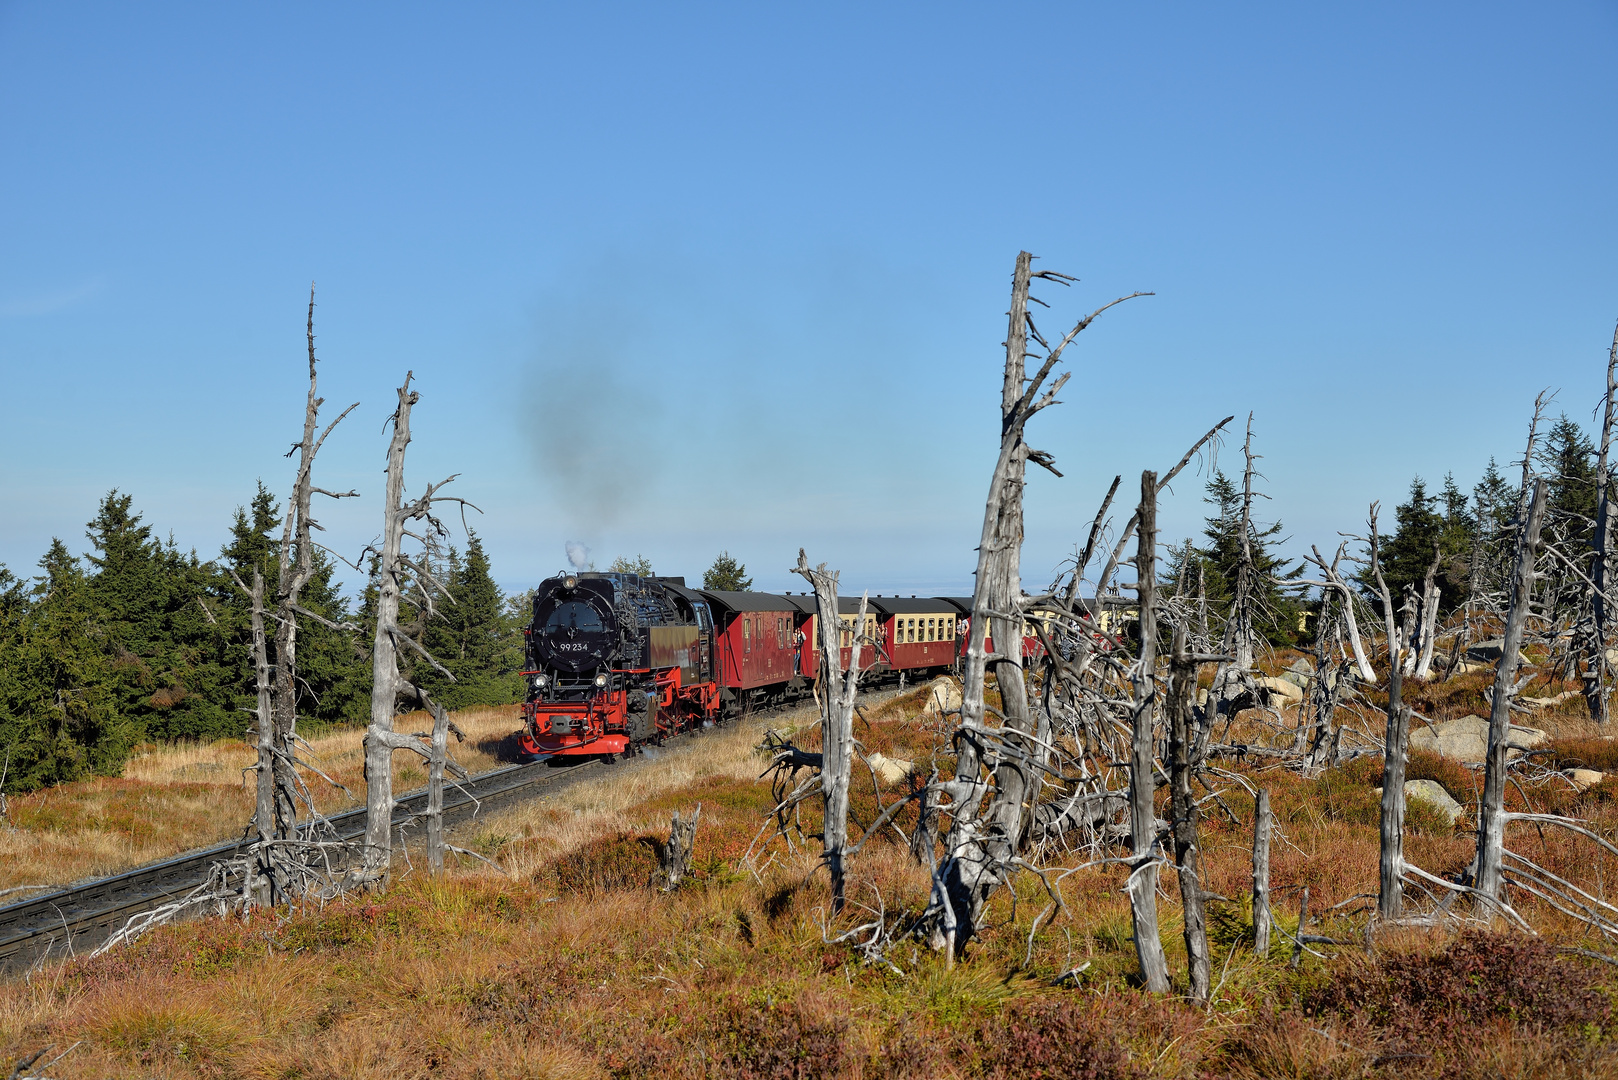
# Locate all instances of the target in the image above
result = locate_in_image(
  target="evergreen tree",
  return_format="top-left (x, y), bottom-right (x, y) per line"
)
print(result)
top-left (419, 534), bottom-right (524, 708)
top-left (1166, 471), bottom-right (1304, 646)
top-left (608, 554), bottom-right (654, 576)
top-left (1539, 413), bottom-right (1597, 550)
top-left (1359, 476), bottom-right (1479, 616)
top-left (83, 491), bottom-right (233, 742)
top-left (0, 541), bottom-right (131, 790)
top-left (216, 482), bottom-right (369, 729)
top-left (703, 551), bottom-right (753, 592)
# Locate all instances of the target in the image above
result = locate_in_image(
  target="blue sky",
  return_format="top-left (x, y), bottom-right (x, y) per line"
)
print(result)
top-left (2, 2), bottom-right (1615, 598)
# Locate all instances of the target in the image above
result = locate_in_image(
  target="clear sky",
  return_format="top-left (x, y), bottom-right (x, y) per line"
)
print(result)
top-left (2, 2), bottom-right (1615, 599)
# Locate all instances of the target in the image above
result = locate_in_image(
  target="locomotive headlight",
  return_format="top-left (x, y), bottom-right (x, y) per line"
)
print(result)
top-left (531, 675), bottom-right (546, 689)
top-left (563, 574), bottom-right (578, 590)
top-left (594, 673), bottom-right (608, 688)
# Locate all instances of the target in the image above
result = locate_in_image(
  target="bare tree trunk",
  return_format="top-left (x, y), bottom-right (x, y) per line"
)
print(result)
top-left (928, 251), bottom-right (1152, 953)
top-left (1166, 623), bottom-right (1208, 1001)
top-left (363, 375), bottom-right (469, 876)
top-left (1312, 544), bottom-right (1375, 682)
top-left (426, 702), bottom-right (448, 876)
top-left (1227, 416), bottom-right (1259, 672)
top-left (1586, 324), bottom-right (1618, 724)
top-left (248, 570), bottom-right (274, 908)
top-left (1476, 479), bottom-right (1548, 906)
top-left (1412, 542), bottom-right (1443, 680)
top-left (1404, 550), bottom-right (1443, 676)
top-left (793, 552), bottom-right (861, 915)
top-left (1370, 506), bottom-right (1409, 920)
top-left (272, 291), bottom-right (359, 837)
top-left (1252, 788), bottom-right (1272, 954)
top-left (660, 806), bottom-right (701, 890)
top-left (363, 381), bottom-right (415, 875)
top-left (1128, 470), bottom-right (1171, 993)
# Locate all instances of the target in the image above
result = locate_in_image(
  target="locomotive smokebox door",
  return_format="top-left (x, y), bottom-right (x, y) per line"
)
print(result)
top-left (628, 691), bottom-right (658, 740)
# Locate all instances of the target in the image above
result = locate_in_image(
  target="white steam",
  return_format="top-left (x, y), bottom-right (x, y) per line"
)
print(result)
top-left (566, 541), bottom-right (590, 571)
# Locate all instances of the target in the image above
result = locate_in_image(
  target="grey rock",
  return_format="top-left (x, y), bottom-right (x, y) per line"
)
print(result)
top-left (1467, 638), bottom-right (1504, 661)
top-left (1408, 714), bottom-right (1547, 763)
top-left (1404, 779), bottom-right (1464, 826)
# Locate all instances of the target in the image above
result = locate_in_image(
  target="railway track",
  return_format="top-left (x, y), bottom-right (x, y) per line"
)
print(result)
top-left (0, 755), bottom-right (601, 974)
top-left (0, 685), bottom-right (897, 976)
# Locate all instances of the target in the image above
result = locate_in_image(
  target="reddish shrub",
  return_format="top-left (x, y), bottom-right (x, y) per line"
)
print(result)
top-left (712, 1002), bottom-right (847, 1080)
top-left (551, 831), bottom-right (662, 892)
top-left (1549, 736), bottom-right (1618, 774)
top-left (1303, 932), bottom-right (1613, 1059)
top-left (978, 997), bottom-right (1134, 1080)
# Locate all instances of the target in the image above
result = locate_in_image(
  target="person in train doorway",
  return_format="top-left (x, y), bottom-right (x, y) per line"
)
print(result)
top-left (792, 628), bottom-right (805, 673)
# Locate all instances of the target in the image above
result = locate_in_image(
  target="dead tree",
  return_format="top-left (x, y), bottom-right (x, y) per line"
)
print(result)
top-left (1204, 418), bottom-right (1262, 742)
top-left (1166, 621), bottom-right (1210, 1000)
top-left (1584, 323), bottom-right (1618, 723)
top-left (1307, 543), bottom-right (1376, 683)
top-left (1368, 503), bottom-right (1410, 920)
top-left (1408, 541), bottom-right (1443, 680)
top-left (792, 551), bottom-right (864, 915)
top-left (245, 570), bottom-right (274, 906)
top-left (1252, 788), bottom-right (1272, 953)
top-left (1126, 470), bottom-right (1172, 992)
top-left (659, 805), bottom-right (701, 890)
top-left (1476, 479), bottom-right (1548, 906)
top-left (269, 293), bottom-right (359, 838)
top-left (363, 373), bottom-right (472, 880)
top-left (928, 250), bottom-right (1151, 954)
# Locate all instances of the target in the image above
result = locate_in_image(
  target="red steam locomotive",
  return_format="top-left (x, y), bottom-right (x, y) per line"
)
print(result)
top-left (516, 570), bottom-right (1055, 761)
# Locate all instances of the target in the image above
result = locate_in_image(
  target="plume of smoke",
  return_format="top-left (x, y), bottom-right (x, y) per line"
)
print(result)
top-left (566, 540), bottom-right (590, 572)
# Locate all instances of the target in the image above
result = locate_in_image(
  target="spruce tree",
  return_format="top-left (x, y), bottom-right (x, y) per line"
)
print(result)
top-left (83, 491), bottom-right (233, 742)
top-left (218, 481), bottom-right (369, 729)
top-left (419, 533), bottom-right (523, 708)
top-left (703, 551), bottom-right (753, 591)
top-left (0, 541), bottom-right (131, 789)
top-left (1167, 471), bottom-right (1304, 646)
top-left (608, 554), bottom-right (654, 575)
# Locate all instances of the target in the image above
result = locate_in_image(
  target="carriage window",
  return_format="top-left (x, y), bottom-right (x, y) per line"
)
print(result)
top-left (777, 617), bottom-right (784, 648)
top-left (744, 619), bottom-right (751, 654)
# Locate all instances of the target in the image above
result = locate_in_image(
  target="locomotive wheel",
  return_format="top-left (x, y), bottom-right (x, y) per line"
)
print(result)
top-left (603, 752), bottom-right (619, 764)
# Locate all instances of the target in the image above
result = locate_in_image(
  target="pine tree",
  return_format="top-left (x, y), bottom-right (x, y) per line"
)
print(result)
top-left (703, 551), bottom-right (753, 591)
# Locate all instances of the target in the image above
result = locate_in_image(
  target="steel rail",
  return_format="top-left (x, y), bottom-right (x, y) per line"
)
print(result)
top-left (0, 756), bottom-right (599, 972)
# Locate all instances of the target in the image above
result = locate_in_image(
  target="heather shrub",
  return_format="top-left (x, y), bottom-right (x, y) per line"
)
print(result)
top-left (551, 831), bottom-right (662, 892)
top-left (1303, 932), bottom-right (1614, 1066)
top-left (976, 997), bottom-right (1134, 1080)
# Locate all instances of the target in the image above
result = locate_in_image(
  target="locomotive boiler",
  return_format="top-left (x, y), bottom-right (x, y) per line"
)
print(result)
top-left (517, 572), bottom-right (722, 759)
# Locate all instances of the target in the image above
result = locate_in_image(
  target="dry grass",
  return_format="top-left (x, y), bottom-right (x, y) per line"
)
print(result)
top-left (7, 674), bottom-right (1618, 1078)
top-left (0, 706), bottom-right (524, 893)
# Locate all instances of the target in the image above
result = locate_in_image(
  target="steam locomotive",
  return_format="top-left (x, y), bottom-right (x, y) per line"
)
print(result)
top-left (516, 570), bottom-right (1057, 760)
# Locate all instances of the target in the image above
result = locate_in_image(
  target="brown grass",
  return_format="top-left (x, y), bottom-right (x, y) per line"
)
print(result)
top-left (0, 706), bottom-right (524, 893)
top-left (7, 675), bottom-right (1618, 1078)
